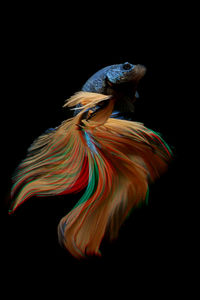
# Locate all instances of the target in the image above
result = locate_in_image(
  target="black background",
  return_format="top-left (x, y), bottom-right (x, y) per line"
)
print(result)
top-left (1, 3), bottom-right (195, 296)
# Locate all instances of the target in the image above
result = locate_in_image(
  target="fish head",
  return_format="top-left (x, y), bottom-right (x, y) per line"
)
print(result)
top-left (106, 62), bottom-right (146, 85)
top-left (82, 62), bottom-right (146, 113)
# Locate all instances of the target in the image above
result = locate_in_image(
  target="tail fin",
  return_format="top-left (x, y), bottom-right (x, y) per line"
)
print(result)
top-left (10, 91), bottom-right (172, 258)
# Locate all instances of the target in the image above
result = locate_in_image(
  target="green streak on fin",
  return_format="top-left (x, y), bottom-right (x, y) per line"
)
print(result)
top-left (74, 153), bottom-right (99, 208)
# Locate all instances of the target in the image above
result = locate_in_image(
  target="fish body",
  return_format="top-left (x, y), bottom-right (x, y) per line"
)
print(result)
top-left (9, 62), bottom-right (172, 259)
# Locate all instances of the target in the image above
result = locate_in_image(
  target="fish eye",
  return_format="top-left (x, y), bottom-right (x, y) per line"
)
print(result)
top-left (123, 62), bottom-right (132, 70)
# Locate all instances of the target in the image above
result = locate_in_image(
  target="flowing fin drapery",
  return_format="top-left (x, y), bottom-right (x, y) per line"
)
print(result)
top-left (10, 92), bottom-right (172, 258)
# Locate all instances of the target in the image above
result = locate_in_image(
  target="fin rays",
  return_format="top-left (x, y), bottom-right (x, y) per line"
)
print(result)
top-left (10, 92), bottom-right (172, 258)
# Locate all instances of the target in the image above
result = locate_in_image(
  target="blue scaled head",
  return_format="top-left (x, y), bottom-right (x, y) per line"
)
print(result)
top-left (82, 62), bottom-right (146, 107)
top-left (106, 62), bottom-right (139, 84)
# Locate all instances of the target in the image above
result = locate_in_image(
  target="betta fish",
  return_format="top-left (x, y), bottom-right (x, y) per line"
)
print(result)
top-left (9, 62), bottom-right (172, 258)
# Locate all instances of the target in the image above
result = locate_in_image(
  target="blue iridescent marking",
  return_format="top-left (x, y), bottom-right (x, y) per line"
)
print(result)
top-left (84, 131), bottom-right (98, 154)
top-left (45, 127), bottom-right (56, 133)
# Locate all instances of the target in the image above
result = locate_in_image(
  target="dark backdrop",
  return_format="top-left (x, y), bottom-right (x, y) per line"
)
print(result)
top-left (1, 4), bottom-right (193, 295)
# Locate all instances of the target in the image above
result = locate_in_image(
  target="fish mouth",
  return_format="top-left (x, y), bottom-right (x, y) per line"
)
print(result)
top-left (129, 64), bottom-right (146, 82)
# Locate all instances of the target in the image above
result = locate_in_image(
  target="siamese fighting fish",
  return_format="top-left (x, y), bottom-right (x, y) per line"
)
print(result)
top-left (9, 62), bottom-right (172, 259)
